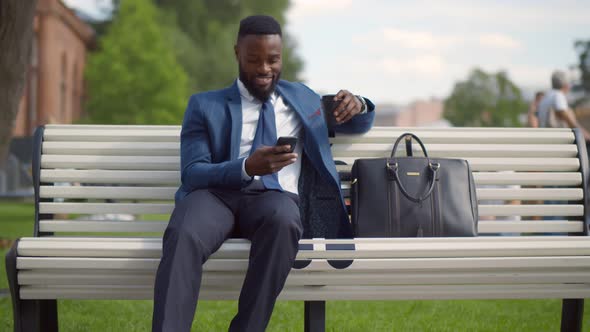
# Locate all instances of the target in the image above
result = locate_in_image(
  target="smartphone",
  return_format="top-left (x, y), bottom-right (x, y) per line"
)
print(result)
top-left (276, 136), bottom-right (297, 153)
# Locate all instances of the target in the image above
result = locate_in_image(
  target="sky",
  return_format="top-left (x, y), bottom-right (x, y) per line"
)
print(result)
top-left (63, 0), bottom-right (590, 104)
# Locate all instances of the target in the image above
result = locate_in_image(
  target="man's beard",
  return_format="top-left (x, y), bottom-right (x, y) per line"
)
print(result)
top-left (239, 66), bottom-right (281, 102)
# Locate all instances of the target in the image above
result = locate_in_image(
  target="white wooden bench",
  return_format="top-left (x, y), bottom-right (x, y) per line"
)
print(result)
top-left (6, 124), bottom-right (590, 332)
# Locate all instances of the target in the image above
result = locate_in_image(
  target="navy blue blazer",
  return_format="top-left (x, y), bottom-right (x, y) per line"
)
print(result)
top-left (176, 80), bottom-right (375, 238)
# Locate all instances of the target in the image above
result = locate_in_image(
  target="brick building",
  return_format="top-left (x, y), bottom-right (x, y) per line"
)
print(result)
top-left (13, 0), bottom-right (95, 137)
top-left (374, 98), bottom-right (450, 127)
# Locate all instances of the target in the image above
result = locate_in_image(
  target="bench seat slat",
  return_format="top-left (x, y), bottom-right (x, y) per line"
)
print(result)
top-left (17, 237), bottom-right (590, 258)
top-left (17, 256), bottom-right (590, 271)
top-left (38, 220), bottom-right (585, 234)
top-left (38, 202), bottom-right (584, 217)
top-left (18, 284), bottom-right (590, 301)
top-left (19, 236), bottom-right (590, 243)
top-left (20, 236), bottom-right (589, 244)
top-left (18, 270), bottom-right (590, 287)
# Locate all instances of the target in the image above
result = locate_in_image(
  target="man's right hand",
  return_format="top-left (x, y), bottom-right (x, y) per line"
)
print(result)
top-left (245, 145), bottom-right (298, 176)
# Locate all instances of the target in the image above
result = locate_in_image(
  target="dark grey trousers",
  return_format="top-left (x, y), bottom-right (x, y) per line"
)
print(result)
top-left (152, 188), bottom-right (302, 332)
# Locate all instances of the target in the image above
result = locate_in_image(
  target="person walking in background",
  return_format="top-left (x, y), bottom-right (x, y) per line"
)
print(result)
top-left (537, 70), bottom-right (590, 140)
top-left (536, 70), bottom-right (589, 231)
top-left (527, 91), bottom-right (544, 128)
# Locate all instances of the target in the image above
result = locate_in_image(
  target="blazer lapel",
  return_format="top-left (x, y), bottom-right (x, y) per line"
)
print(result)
top-left (276, 85), bottom-right (339, 186)
top-left (276, 85), bottom-right (306, 125)
top-left (226, 82), bottom-right (242, 160)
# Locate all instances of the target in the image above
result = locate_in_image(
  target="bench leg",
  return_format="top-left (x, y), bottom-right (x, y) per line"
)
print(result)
top-left (5, 240), bottom-right (59, 332)
top-left (304, 301), bottom-right (325, 332)
top-left (561, 299), bottom-right (584, 332)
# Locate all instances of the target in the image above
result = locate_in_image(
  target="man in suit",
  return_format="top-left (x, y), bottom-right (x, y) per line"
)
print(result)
top-left (152, 15), bottom-right (375, 332)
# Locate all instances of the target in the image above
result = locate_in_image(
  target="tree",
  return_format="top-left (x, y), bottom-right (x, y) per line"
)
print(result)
top-left (444, 68), bottom-right (527, 127)
top-left (155, 0), bottom-right (303, 92)
top-left (574, 40), bottom-right (590, 95)
top-left (0, 0), bottom-right (38, 167)
top-left (83, 0), bottom-right (189, 124)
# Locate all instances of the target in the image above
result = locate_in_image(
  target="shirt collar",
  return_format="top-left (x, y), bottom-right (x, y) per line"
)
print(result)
top-left (236, 78), bottom-right (277, 104)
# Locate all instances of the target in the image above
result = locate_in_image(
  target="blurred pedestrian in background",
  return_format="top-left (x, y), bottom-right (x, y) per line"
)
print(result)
top-left (527, 91), bottom-right (544, 128)
top-left (537, 70), bottom-right (590, 140)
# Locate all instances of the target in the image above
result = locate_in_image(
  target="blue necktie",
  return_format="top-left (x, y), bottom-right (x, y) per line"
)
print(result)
top-left (250, 99), bottom-right (283, 191)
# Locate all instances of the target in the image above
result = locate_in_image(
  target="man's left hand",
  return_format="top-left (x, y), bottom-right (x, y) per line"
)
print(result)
top-left (333, 89), bottom-right (363, 124)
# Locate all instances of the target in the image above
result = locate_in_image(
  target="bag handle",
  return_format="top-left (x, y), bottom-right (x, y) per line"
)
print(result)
top-left (388, 133), bottom-right (439, 203)
top-left (405, 136), bottom-right (413, 157)
top-left (387, 161), bottom-right (439, 203)
top-left (391, 133), bottom-right (429, 158)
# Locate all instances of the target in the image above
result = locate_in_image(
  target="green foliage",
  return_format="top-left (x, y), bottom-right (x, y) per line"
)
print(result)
top-left (444, 68), bottom-right (527, 127)
top-left (574, 40), bottom-right (590, 94)
top-left (156, 0), bottom-right (303, 92)
top-left (83, 0), bottom-right (189, 125)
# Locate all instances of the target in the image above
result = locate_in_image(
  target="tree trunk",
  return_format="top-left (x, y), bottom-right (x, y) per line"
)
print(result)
top-left (0, 0), bottom-right (38, 169)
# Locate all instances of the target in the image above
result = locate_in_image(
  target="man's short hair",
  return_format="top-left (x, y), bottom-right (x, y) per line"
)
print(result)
top-left (238, 15), bottom-right (282, 41)
top-left (551, 70), bottom-right (568, 89)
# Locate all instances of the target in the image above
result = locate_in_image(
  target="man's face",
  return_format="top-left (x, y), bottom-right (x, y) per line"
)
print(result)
top-left (235, 34), bottom-right (282, 102)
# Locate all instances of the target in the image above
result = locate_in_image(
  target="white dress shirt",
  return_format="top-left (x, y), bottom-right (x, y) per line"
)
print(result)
top-left (237, 79), bottom-right (303, 194)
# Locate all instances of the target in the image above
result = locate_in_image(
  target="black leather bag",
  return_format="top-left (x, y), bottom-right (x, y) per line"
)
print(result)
top-left (350, 133), bottom-right (478, 237)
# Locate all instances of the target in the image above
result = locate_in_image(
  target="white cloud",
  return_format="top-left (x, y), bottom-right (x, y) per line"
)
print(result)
top-left (382, 28), bottom-right (462, 50)
top-left (369, 0), bottom-right (590, 28)
top-left (380, 55), bottom-right (445, 76)
top-left (288, 0), bottom-right (353, 18)
top-left (354, 28), bottom-right (522, 53)
top-left (507, 65), bottom-right (553, 87)
top-left (478, 34), bottom-right (522, 50)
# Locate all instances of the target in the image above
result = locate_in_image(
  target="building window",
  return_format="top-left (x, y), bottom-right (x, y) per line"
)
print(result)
top-left (60, 53), bottom-right (67, 123)
top-left (28, 32), bottom-right (38, 134)
top-left (73, 61), bottom-right (80, 120)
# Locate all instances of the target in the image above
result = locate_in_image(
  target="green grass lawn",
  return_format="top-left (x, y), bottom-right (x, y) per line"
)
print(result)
top-left (0, 200), bottom-right (35, 240)
top-left (1, 201), bottom-right (589, 331)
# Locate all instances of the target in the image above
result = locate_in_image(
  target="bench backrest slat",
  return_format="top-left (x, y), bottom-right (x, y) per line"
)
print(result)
top-left (36, 125), bottom-right (588, 236)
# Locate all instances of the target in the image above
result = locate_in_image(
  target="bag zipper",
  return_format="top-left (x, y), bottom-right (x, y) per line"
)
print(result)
top-left (351, 177), bottom-right (358, 235)
top-left (396, 184), bottom-right (401, 236)
top-left (387, 178), bottom-right (393, 236)
top-left (431, 180), bottom-right (438, 236)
